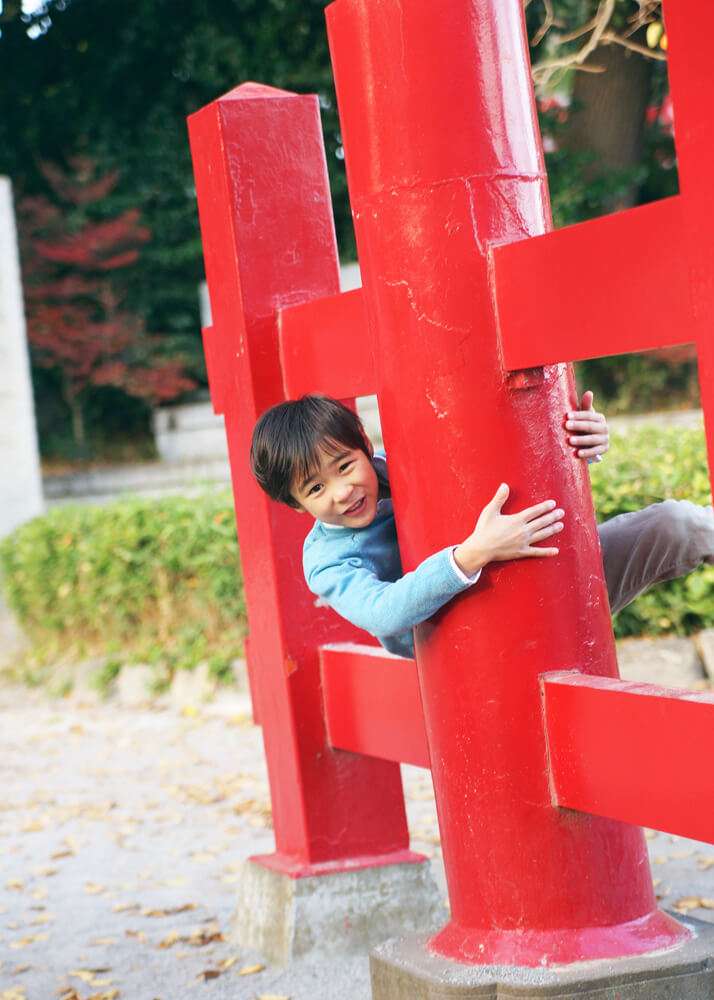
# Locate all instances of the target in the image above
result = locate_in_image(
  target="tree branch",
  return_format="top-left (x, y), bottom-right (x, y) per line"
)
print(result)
top-left (531, 0), bottom-right (616, 86)
top-left (531, 0), bottom-right (556, 47)
top-left (601, 29), bottom-right (667, 61)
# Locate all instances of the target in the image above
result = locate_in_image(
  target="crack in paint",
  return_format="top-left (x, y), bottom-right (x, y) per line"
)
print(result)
top-left (382, 277), bottom-right (470, 334)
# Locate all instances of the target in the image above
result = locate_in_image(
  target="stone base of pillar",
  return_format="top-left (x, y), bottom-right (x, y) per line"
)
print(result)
top-left (231, 856), bottom-right (447, 966)
top-left (371, 916), bottom-right (714, 999)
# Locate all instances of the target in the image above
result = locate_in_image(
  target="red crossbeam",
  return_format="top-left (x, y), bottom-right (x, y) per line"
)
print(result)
top-left (544, 672), bottom-right (714, 843)
top-left (319, 643), bottom-right (429, 768)
top-left (492, 196), bottom-right (692, 371)
top-left (278, 289), bottom-right (373, 399)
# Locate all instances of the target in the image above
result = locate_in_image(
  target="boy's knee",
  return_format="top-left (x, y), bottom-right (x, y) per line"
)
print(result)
top-left (655, 499), bottom-right (713, 567)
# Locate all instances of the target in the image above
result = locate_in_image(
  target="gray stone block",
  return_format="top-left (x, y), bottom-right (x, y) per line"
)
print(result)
top-left (231, 656), bottom-right (248, 690)
top-left (169, 661), bottom-right (217, 708)
top-left (0, 596), bottom-right (28, 669)
top-left (695, 629), bottom-right (714, 681)
top-left (371, 915), bottom-right (714, 998)
top-left (52, 657), bottom-right (105, 704)
top-left (116, 664), bottom-right (155, 707)
top-left (232, 857), bottom-right (447, 966)
top-left (616, 637), bottom-right (705, 688)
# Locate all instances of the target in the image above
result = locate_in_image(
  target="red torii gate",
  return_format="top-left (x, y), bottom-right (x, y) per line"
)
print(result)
top-left (188, 0), bottom-right (714, 991)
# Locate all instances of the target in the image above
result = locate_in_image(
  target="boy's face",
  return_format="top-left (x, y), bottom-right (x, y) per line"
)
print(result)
top-left (290, 444), bottom-right (379, 528)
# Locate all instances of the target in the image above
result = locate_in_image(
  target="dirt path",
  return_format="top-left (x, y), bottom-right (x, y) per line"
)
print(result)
top-left (1, 687), bottom-right (712, 1000)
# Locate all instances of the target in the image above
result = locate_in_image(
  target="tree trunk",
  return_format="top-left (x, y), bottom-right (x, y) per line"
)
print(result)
top-left (565, 35), bottom-right (654, 210)
top-left (62, 382), bottom-right (87, 457)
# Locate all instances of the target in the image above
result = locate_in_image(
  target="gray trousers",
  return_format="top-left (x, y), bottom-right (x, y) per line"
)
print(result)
top-left (598, 500), bottom-right (714, 615)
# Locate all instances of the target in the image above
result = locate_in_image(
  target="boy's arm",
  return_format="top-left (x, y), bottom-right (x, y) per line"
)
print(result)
top-left (306, 545), bottom-right (477, 639)
top-left (305, 483), bottom-right (564, 640)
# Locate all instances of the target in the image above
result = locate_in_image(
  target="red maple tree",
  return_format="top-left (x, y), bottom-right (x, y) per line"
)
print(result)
top-left (19, 156), bottom-right (195, 451)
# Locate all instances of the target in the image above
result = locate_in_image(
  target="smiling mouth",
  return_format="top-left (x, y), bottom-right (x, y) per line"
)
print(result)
top-left (344, 496), bottom-right (366, 515)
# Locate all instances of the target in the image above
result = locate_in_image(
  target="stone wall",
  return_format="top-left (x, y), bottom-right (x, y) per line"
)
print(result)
top-left (0, 176), bottom-right (43, 537)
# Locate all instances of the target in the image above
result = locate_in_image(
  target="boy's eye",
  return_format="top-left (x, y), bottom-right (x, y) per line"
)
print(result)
top-left (339, 461), bottom-right (354, 473)
top-left (308, 483), bottom-right (322, 496)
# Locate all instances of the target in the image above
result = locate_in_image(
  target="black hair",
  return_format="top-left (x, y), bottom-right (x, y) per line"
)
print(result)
top-left (250, 395), bottom-right (371, 508)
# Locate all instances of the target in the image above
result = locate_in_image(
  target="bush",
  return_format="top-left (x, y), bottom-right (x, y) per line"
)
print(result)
top-left (1, 427), bottom-right (712, 682)
top-left (590, 425), bottom-right (714, 637)
top-left (0, 492), bottom-right (245, 680)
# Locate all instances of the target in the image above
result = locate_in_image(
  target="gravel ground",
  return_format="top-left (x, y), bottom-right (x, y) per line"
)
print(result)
top-left (1, 686), bottom-right (714, 1000)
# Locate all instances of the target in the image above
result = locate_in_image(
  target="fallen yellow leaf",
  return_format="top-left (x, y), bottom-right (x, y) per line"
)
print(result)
top-left (196, 969), bottom-right (221, 981)
top-left (158, 931), bottom-right (181, 949)
top-left (141, 903), bottom-right (196, 917)
top-left (9, 934), bottom-right (48, 950)
top-left (238, 963), bottom-right (265, 976)
top-left (673, 896), bottom-right (703, 913)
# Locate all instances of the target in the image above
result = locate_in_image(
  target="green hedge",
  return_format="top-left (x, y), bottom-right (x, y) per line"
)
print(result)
top-left (0, 492), bottom-right (245, 683)
top-left (590, 425), bottom-right (714, 637)
top-left (0, 426), bottom-right (712, 685)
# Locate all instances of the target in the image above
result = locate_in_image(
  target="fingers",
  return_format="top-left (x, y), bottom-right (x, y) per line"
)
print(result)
top-left (527, 508), bottom-right (564, 533)
top-left (576, 445), bottom-right (608, 459)
top-left (525, 545), bottom-right (560, 557)
top-left (580, 389), bottom-right (594, 410)
top-left (519, 498), bottom-right (558, 521)
top-left (568, 433), bottom-right (608, 447)
top-left (529, 521), bottom-right (564, 543)
top-left (488, 482), bottom-right (510, 511)
top-left (566, 416), bottom-right (606, 431)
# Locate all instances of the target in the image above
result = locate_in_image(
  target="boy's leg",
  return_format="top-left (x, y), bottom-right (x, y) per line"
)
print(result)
top-left (598, 500), bottom-right (714, 615)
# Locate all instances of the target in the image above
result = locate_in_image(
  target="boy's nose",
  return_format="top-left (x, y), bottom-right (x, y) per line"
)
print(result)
top-left (334, 483), bottom-right (353, 503)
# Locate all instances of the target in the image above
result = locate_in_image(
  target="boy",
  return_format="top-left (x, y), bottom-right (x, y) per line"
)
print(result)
top-left (250, 394), bottom-right (714, 658)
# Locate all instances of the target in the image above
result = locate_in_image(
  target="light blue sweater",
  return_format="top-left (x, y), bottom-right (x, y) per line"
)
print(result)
top-left (302, 455), bottom-right (478, 658)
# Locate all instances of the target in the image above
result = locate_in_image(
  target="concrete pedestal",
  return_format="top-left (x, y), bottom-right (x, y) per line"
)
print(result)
top-left (232, 857), bottom-right (447, 965)
top-left (371, 916), bottom-right (714, 998)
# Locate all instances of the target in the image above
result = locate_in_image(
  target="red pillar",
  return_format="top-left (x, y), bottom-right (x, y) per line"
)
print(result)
top-left (187, 84), bottom-right (418, 876)
top-left (326, 0), bottom-right (688, 965)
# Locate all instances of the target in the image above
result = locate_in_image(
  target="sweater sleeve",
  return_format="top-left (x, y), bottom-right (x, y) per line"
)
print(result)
top-left (305, 544), bottom-right (479, 638)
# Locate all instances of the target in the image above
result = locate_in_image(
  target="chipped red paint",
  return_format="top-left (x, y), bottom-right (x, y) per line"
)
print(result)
top-left (326, 0), bottom-right (688, 967)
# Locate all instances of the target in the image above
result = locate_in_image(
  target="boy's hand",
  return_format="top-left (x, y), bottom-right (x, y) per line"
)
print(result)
top-left (453, 483), bottom-right (564, 576)
top-left (565, 390), bottom-right (609, 461)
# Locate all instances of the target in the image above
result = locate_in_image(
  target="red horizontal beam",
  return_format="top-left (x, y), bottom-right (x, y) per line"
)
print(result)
top-left (278, 288), bottom-right (375, 399)
top-left (493, 196), bottom-right (694, 371)
top-left (319, 643), bottom-right (429, 768)
top-left (544, 671), bottom-right (714, 842)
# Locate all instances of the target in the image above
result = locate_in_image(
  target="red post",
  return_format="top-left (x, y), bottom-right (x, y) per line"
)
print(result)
top-left (187, 84), bottom-right (419, 876)
top-left (326, 0), bottom-right (687, 965)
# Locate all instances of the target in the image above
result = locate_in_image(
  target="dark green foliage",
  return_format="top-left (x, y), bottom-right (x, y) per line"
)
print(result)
top-left (0, 0), bottom-right (692, 450)
top-left (0, 492), bottom-right (245, 675)
top-left (0, 0), bottom-right (352, 455)
top-left (1, 427), bottom-right (712, 681)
